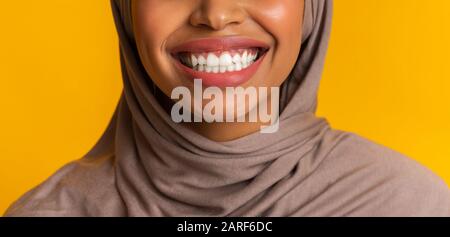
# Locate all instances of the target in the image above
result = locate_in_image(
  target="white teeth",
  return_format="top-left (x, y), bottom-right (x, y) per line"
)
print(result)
top-left (248, 53), bottom-right (254, 63)
top-left (241, 51), bottom-right (248, 64)
top-left (198, 55), bottom-right (206, 65)
top-left (220, 66), bottom-right (227, 73)
top-left (181, 49), bottom-right (260, 73)
top-left (191, 55), bottom-right (198, 67)
top-left (207, 53), bottom-right (220, 67)
top-left (232, 54), bottom-right (241, 64)
top-left (235, 62), bottom-right (242, 71)
top-left (219, 53), bottom-right (233, 66)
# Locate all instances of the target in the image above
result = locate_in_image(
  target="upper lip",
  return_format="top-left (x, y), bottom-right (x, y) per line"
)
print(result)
top-left (170, 36), bottom-right (270, 54)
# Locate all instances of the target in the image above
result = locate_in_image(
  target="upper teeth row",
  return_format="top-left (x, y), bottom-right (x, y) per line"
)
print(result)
top-left (184, 50), bottom-right (258, 69)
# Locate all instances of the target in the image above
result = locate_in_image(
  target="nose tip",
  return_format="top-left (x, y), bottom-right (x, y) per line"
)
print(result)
top-left (190, 0), bottom-right (247, 31)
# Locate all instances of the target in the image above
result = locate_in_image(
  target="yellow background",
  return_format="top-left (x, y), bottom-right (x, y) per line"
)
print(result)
top-left (1, 0), bottom-right (449, 214)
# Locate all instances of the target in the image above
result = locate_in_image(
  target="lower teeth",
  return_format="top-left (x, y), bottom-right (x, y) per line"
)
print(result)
top-left (187, 60), bottom-right (256, 73)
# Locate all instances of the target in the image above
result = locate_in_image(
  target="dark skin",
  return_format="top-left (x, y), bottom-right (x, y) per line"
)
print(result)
top-left (132, 0), bottom-right (304, 141)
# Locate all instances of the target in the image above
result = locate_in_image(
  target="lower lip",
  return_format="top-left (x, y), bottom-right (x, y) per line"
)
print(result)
top-left (173, 54), bottom-right (266, 88)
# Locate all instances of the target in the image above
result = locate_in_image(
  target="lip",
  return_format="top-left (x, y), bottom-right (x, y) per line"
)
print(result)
top-left (170, 37), bottom-right (270, 88)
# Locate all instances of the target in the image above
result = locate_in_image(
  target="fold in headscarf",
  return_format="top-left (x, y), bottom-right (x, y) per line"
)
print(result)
top-left (5, 0), bottom-right (450, 217)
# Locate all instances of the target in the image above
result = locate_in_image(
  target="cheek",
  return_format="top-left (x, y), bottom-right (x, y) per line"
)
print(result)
top-left (132, 1), bottom-right (193, 94)
top-left (250, 0), bottom-right (303, 44)
top-left (133, 0), bottom-right (195, 52)
top-left (133, 2), bottom-right (179, 56)
top-left (249, 0), bottom-right (304, 83)
top-left (133, 14), bottom-right (171, 93)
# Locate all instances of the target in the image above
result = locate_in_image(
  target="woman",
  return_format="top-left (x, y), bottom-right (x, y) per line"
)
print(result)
top-left (5, 0), bottom-right (450, 217)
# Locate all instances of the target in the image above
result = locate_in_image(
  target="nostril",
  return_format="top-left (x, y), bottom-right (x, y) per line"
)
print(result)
top-left (189, 3), bottom-right (247, 31)
top-left (192, 16), bottom-right (243, 31)
top-left (197, 22), bottom-right (217, 30)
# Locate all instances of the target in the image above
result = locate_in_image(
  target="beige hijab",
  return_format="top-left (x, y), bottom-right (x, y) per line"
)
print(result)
top-left (5, 0), bottom-right (450, 217)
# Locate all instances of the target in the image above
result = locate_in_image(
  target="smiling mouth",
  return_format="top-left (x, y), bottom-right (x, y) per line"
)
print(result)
top-left (170, 37), bottom-right (270, 87)
top-left (174, 48), bottom-right (267, 74)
